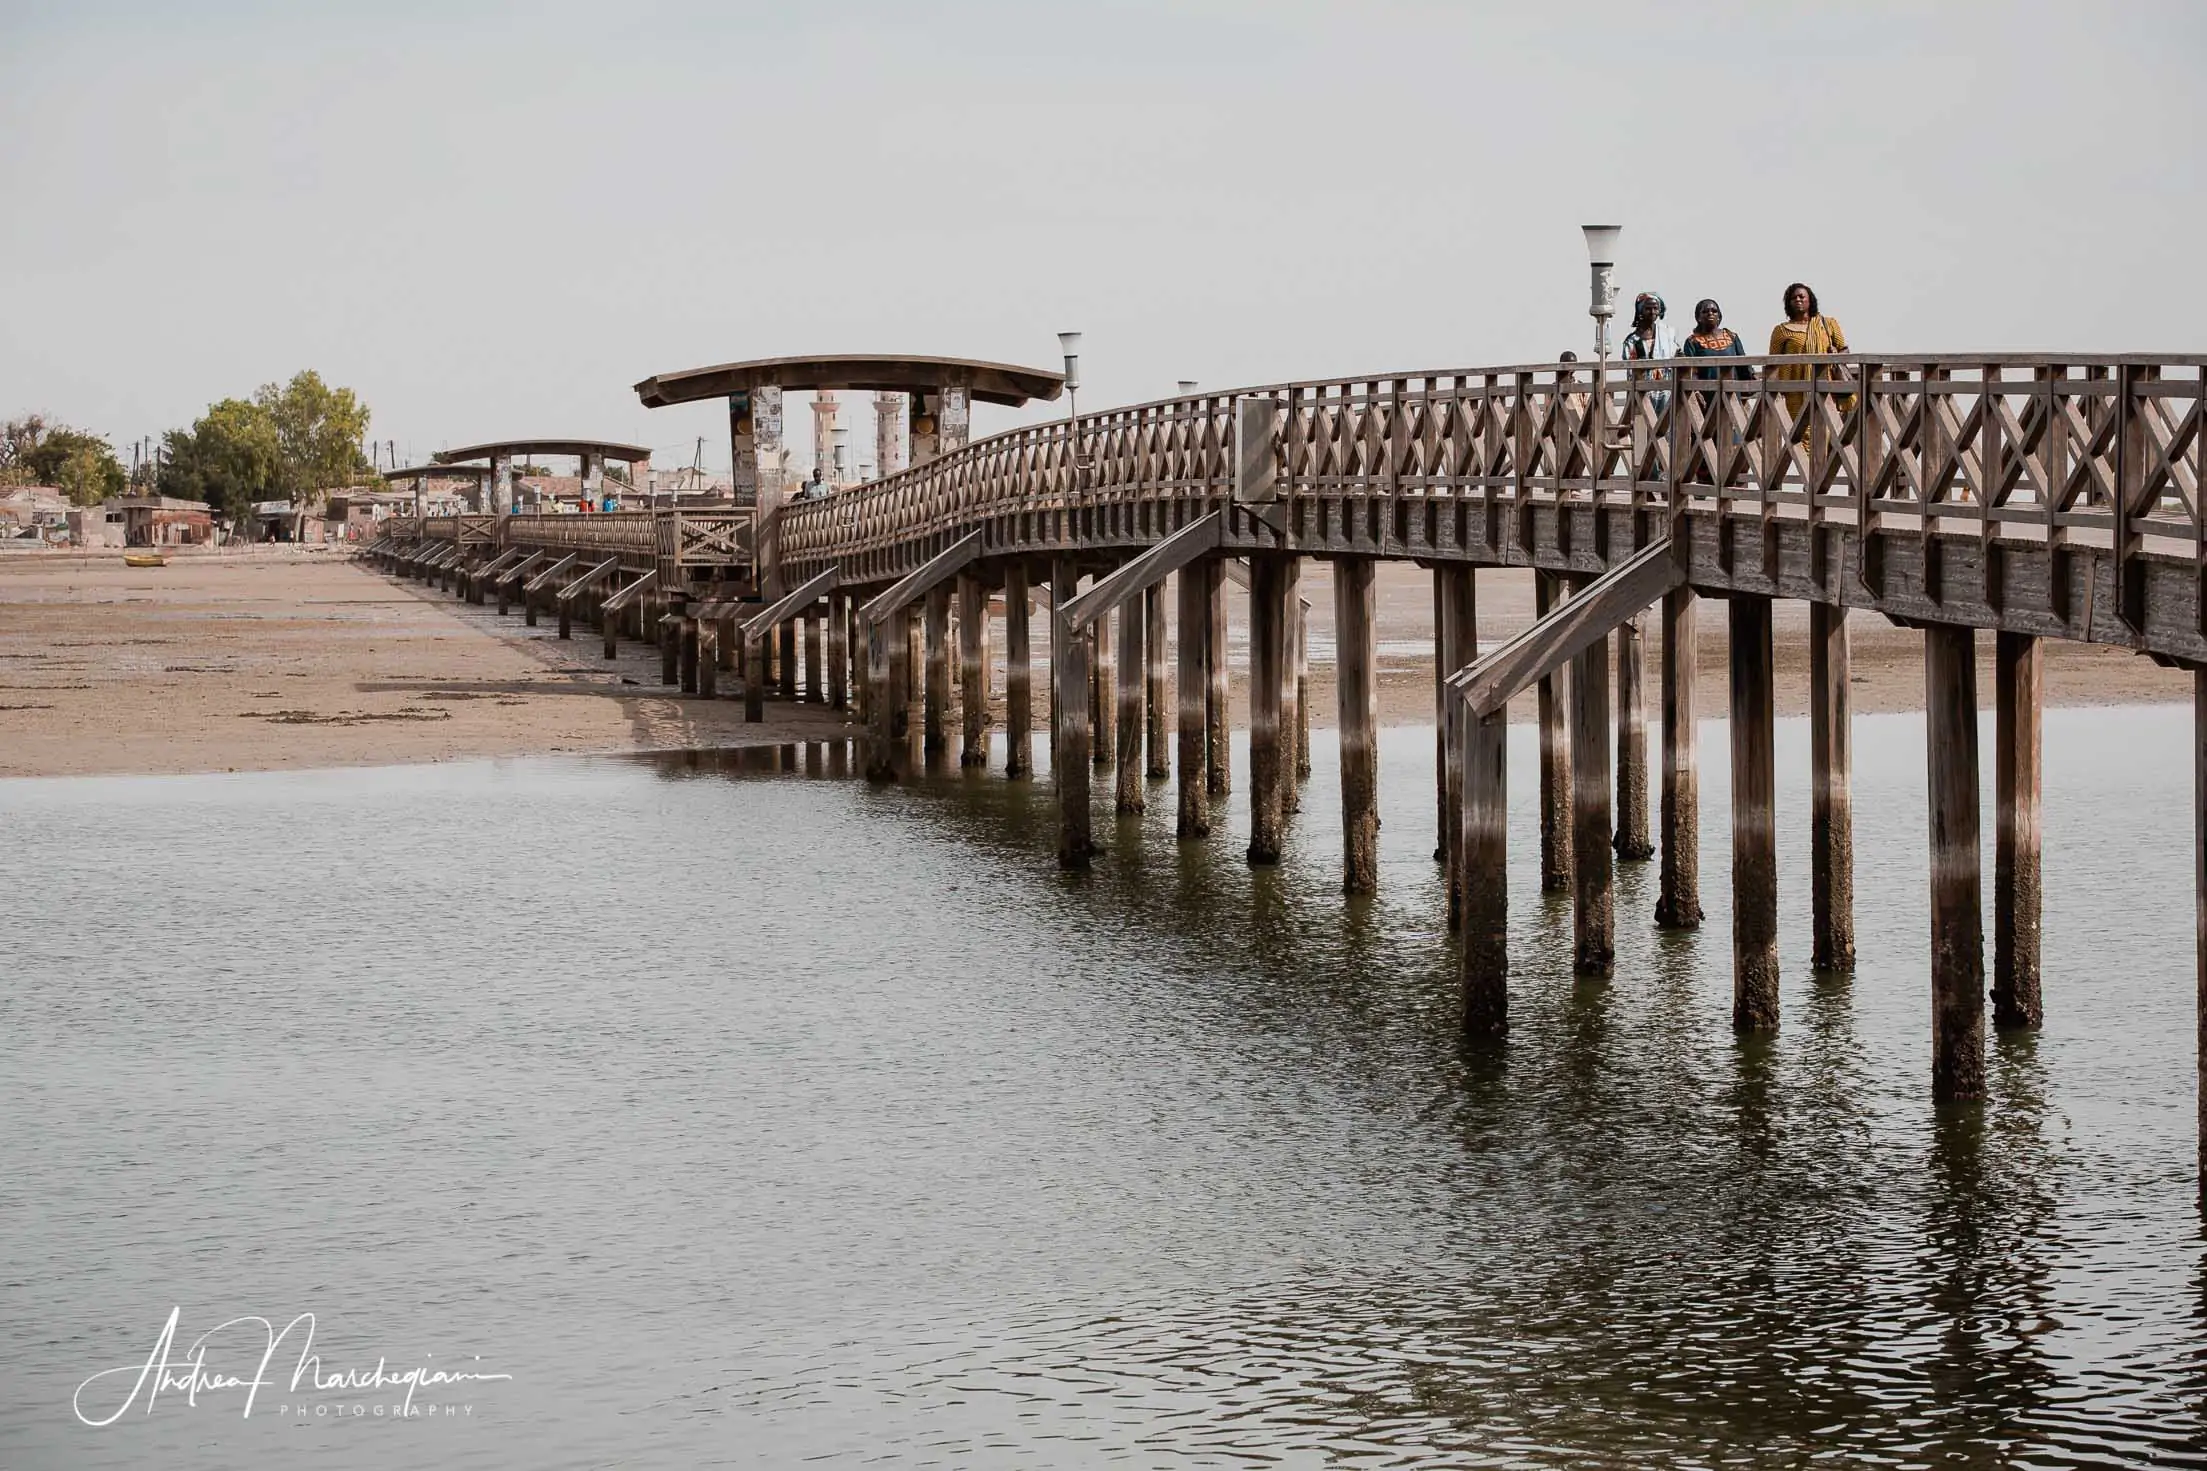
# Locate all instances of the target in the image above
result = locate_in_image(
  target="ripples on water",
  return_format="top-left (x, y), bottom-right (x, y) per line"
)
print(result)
top-left (2, 708), bottom-right (2204, 1468)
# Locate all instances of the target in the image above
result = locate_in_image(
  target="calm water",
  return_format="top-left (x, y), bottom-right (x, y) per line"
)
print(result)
top-left (3, 708), bottom-right (2204, 1468)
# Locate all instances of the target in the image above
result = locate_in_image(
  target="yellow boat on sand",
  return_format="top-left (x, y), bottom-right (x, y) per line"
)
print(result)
top-left (122, 552), bottom-right (169, 568)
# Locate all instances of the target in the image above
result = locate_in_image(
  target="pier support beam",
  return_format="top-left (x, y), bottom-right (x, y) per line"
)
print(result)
top-left (1336, 557), bottom-right (1380, 893)
top-left (1115, 596), bottom-right (1145, 811)
top-left (1571, 609), bottom-right (1614, 975)
top-left (1995, 631), bottom-right (2044, 1029)
top-left (1293, 588), bottom-right (1311, 787)
top-left (1657, 586), bottom-right (1703, 927)
top-left (804, 614), bottom-right (822, 704)
top-left (1615, 610), bottom-right (1653, 860)
top-left (959, 573), bottom-right (989, 767)
top-left (1459, 704), bottom-right (1509, 1036)
top-left (779, 622), bottom-right (798, 702)
top-left (697, 623), bottom-right (718, 699)
top-left (1176, 565), bottom-right (1211, 838)
top-left (1436, 566), bottom-right (1476, 922)
top-left (1731, 594), bottom-right (1780, 1031)
top-left (2196, 669), bottom-right (2207, 1210)
top-left (1206, 562), bottom-right (1231, 796)
top-left (1005, 565), bottom-right (1032, 777)
top-left (922, 582), bottom-right (949, 754)
top-left (680, 615), bottom-right (700, 695)
top-left (864, 616), bottom-right (892, 781)
top-left (1810, 602), bottom-right (1857, 971)
top-left (716, 613), bottom-right (736, 674)
top-left (1145, 585), bottom-right (1170, 781)
top-left (660, 604), bottom-right (680, 688)
top-left (1053, 558), bottom-right (1093, 866)
top-left (1247, 555), bottom-right (1292, 865)
top-left (744, 630), bottom-right (765, 723)
top-left (1537, 571), bottom-right (1574, 893)
top-left (1927, 624), bottom-right (1986, 1100)
top-left (1283, 563), bottom-right (1304, 815)
top-left (1091, 608), bottom-right (1116, 770)
top-left (827, 592), bottom-right (849, 712)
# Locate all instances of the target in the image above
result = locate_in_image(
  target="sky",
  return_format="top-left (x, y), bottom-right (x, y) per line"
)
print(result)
top-left (3, 0), bottom-right (2202, 475)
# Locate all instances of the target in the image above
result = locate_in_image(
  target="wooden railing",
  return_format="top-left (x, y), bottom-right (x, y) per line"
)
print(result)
top-left (388, 509), bottom-right (757, 580)
top-left (776, 356), bottom-right (2206, 594)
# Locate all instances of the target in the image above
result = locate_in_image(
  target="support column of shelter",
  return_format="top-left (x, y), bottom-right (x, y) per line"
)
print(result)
top-left (1927, 624), bottom-right (1986, 1100)
top-left (1145, 586), bottom-right (1169, 781)
top-left (1810, 603), bottom-right (1857, 970)
top-left (1247, 556), bottom-right (1292, 865)
top-left (1336, 557), bottom-right (1380, 893)
top-left (1116, 600), bottom-right (1144, 812)
top-left (1571, 597), bottom-right (1614, 975)
top-left (959, 574), bottom-right (988, 767)
top-left (1177, 565), bottom-right (1210, 837)
top-left (1538, 571), bottom-right (1574, 892)
top-left (1995, 631), bottom-right (2044, 1030)
top-left (1657, 586), bottom-right (1703, 927)
top-left (1615, 611), bottom-right (1652, 860)
top-left (1731, 595), bottom-right (1780, 1031)
top-left (1005, 565), bottom-right (1032, 777)
top-left (1053, 559), bottom-right (1092, 866)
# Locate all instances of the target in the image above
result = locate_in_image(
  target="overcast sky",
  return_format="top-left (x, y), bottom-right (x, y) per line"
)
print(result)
top-left (3, 0), bottom-right (2201, 473)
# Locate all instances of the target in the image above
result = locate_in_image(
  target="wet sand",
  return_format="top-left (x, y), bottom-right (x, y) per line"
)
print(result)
top-left (0, 550), bottom-right (2184, 780)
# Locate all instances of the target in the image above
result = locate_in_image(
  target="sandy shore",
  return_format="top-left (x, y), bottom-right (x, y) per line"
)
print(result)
top-left (0, 549), bottom-right (2185, 780)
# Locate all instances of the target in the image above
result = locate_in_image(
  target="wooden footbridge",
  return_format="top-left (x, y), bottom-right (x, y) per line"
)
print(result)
top-left (370, 351), bottom-right (2207, 1192)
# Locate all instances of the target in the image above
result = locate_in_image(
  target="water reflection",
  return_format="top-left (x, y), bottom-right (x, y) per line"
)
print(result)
top-left (5, 713), bottom-right (2202, 1467)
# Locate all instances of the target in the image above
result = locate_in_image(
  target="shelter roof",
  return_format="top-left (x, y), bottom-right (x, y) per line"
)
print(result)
top-left (384, 463), bottom-right (491, 480)
top-left (433, 439), bottom-right (652, 464)
top-left (634, 354), bottom-right (1065, 409)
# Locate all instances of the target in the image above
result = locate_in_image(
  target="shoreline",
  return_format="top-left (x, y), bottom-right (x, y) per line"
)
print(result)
top-left (0, 551), bottom-right (2187, 782)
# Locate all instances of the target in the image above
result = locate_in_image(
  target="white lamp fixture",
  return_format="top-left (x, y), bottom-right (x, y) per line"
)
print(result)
top-left (1581, 224), bottom-right (1621, 361)
top-left (1176, 380), bottom-right (1198, 397)
top-left (831, 426), bottom-right (850, 487)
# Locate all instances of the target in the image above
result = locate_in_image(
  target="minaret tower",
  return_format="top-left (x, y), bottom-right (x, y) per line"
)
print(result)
top-left (811, 390), bottom-right (841, 488)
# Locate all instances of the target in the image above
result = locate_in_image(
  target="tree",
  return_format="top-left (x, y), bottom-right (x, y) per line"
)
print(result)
top-left (0, 414), bottom-right (125, 504)
top-left (161, 399), bottom-right (283, 520)
top-left (253, 371), bottom-right (373, 503)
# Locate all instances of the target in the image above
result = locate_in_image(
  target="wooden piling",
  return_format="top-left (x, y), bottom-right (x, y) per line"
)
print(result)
top-left (744, 630), bottom-right (765, 723)
top-left (827, 592), bottom-right (849, 712)
top-left (1571, 615), bottom-right (1614, 975)
top-left (1206, 561), bottom-right (1231, 795)
top-left (1005, 564), bottom-right (1032, 777)
top-left (923, 587), bottom-right (950, 756)
top-left (900, 606), bottom-right (922, 752)
top-left (2196, 668), bottom-right (2206, 1210)
top-left (1092, 606), bottom-right (1117, 769)
top-left (1435, 566), bottom-right (1476, 920)
top-left (717, 614), bottom-right (736, 674)
top-left (1116, 598), bottom-right (1144, 811)
top-left (1459, 704), bottom-right (1509, 1036)
top-left (1537, 571), bottom-right (1574, 893)
top-left (603, 601), bottom-right (620, 661)
top-left (697, 623), bottom-right (717, 699)
top-left (864, 617), bottom-right (893, 781)
top-left (1994, 630), bottom-right (2043, 1029)
top-left (804, 614), bottom-right (822, 704)
top-left (1614, 610), bottom-right (1652, 860)
top-left (1176, 564), bottom-right (1210, 837)
top-left (1293, 585), bottom-right (1311, 785)
top-left (1657, 586), bottom-right (1703, 928)
top-left (1145, 584), bottom-right (1170, 781)
top-left (1053, 557), bottom-right (1093, 867)
top-left (660, 604), bottom-right (680, 688)
top-left (1926, 623), bottom-right (1986, 1100)
top-left (1284, 561), bottom-right (1304, 815)
top-left (1247, 555), bottom-right (1291, 865)
top-left (1731, 595), bottom-right (1780, 1031)
top-left (959, 574), bottom-right (989, 766)
top-left (780, 621), bottom-right (799, 702)
top-left (1810, 602), bottom-right (1857, 971)
top-left (1336, 557), bottom-right (1379, 893)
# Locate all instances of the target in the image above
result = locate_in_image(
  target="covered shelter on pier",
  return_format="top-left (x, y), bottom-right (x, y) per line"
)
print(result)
top-left (381, 463), bottom-right (491, 518)
top-left (631, 354), bottom-right (1064, 511)
top-left (432, 438), bottom-right (653, 515)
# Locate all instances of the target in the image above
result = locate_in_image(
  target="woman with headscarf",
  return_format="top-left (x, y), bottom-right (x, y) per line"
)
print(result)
top-left (1768, 282), bottom-right (1849, 440)
top-left (1620, 291), bottom-right (1679, 416)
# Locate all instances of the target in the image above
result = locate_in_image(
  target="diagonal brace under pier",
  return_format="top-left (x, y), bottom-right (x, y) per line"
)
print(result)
top-left (1448, 539), bottom-right (1683, 719)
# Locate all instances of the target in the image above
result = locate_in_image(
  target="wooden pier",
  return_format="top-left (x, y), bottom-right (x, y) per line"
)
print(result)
top-left (364, 351), bottom-right (2207, 1202)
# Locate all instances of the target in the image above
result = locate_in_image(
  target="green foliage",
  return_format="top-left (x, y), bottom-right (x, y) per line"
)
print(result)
top-left (161, 399), bottom-right (283, 520)
top-left (0, 414), bottom-right (126, 505)
top-left (253, 370), bottom-right (373, 501)
top-left (159, 371), bottom-right (376, 519)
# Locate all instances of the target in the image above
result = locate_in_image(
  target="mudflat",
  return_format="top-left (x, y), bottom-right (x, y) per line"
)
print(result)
top-left (0, 549), bottom-right (2184, 780)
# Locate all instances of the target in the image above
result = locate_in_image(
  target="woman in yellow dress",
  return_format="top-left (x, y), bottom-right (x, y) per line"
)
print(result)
top-left (1768, 282), bottom-right (1848, 441)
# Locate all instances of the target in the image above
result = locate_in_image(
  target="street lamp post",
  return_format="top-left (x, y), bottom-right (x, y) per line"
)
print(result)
top-left (1059, 331), bottom-right (1085, 478)
top-left (1581, 224), bottom-right (1622, 448)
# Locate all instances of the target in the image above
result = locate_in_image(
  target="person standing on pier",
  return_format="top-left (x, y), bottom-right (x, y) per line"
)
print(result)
top-left (1620, 292), bottom-right (1679, 415)
top-left (1680, 299), bottom-right (1749, 382)
top-left (1769, 282), bottom-right (1849, 440)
